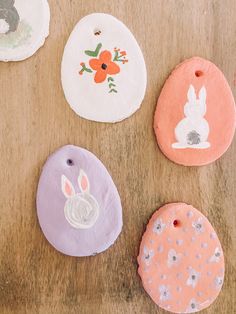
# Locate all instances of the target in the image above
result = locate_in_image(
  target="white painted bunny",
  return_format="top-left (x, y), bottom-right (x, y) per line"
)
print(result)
top-left (0, 0), bottom-right (19, 34)
top-left (172, 85), bottom-right (210, 149)
top-left (61, 170), bottom-right (99, 229)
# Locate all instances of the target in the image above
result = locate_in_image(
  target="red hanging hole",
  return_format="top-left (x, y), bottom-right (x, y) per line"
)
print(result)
top-left (173, 219), bottom-right (181, 227)
top-left (195, 70), bottom-right (203, 77)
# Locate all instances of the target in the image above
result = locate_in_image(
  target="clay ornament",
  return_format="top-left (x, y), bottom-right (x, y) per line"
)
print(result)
top-left (138, 203), bottom-right (225, 313)
top-left (154, 57), bottom-right (236, 166)
top-left (61, 13), bottom-right (147, 123)
top-left (37, 145), bottom-right (123, 257)
top-left (0, 0), bottom-right (50, 61)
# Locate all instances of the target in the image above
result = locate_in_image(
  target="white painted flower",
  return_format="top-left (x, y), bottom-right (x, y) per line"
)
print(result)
top-left (186, 268), bottom-right (200, 288)
top-left (192, 217), bottom-right (204, 234)
top-left (209, 247), bottom-right (222, 263)
top-left (214, 276), bottom-right (224, 289)
top-left (186, 298), bottom-right (199, 313)
top-left (159, 285), bottom-right (171, 301)
top-left (142, 246), bottom-right (154, 265)
top-left (153, 218), bottom-right (166, 234)
top-left (167, 249), bottom-right (181, 267)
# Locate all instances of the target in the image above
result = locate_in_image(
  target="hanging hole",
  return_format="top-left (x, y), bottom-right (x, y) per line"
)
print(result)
top-left (94, 28), bottom-right (101, 36)
top-left (195, 70), bottom-right (203, 77)
top-left (173, 219), bottom-right (181, 227)
top-left (67, 159), bottom-right (74, 166)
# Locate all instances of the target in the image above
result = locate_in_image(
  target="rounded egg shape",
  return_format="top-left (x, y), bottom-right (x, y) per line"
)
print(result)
top-left (61, 13), bottom-right (147, 123)
top-left (0, 0), bottom-right (50, 61)
top-left (154, 57), bottom-right (236, 166)
top-left (37, 145), bottom-right (123, 257)
top-left (137, 203), bottom-right (225, 314)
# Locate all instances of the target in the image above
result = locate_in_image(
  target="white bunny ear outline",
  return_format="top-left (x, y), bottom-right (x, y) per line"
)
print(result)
top-left (78, 170), bottom-right (90, 193)
top-left (187, 85), bottom-right (196, 103)
top-left (61, 175), bottom-right (75, 198)
top-left (199, 86), bottom-right (206, 103)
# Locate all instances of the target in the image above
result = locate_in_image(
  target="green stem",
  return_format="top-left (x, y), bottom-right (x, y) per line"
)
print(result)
top-left (81, 64), bottom-right (92, 73)
top-left (113, 51), bottom-right (127, 63)
top-left (113, 50), bottom-right (119, 61)
top-left (107, 77), bottom-right (117, 93)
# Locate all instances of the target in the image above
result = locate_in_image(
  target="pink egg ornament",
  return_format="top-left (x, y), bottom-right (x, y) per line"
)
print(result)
top-left (138, 203), bottom-right (225, 313)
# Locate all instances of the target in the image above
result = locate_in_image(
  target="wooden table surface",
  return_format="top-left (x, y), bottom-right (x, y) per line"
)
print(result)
top-left (0, 0), bottom-right (235, 313)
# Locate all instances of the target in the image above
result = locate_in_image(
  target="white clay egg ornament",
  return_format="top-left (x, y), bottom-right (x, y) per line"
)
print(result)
top-left (61, 13), bottom-right (147, 123)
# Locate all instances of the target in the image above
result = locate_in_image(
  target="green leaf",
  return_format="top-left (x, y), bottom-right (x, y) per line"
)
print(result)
top-left (109, 89), bottom-right (117, 93)
top-left (84, 68), bottom-right (92, 73)
top-left (109, 83), bottom-right (116, 88)
top-left (107, 77), bottom-right (114, 82)
top-left (85, 43), bottom-right (102, 57)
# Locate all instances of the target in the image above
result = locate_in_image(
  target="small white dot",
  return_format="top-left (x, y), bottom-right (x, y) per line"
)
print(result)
top-left (176, 273), bottom-right (182, 279)
top-left (157, 245), bottom-right (163, 253)
top-left (210, 233), bottom-right (217, 239)
top-left (187, 211), bottom-right (193, 218)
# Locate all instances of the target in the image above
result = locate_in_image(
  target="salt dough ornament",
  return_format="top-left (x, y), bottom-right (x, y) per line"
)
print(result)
top-left (154, 57), bottom-right (236, 166)
top-left (0, 0), bottom-right (50, 61)
top-left (37, 145), bottom-right (123, 257)
top-left (61, 13), bottom-right (147, 123)
top-left (137, 203), bottom-right (225, 314)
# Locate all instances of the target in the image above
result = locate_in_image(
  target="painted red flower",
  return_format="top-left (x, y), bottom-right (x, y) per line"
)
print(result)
top-left (89, 50), bottom-right (120, 83)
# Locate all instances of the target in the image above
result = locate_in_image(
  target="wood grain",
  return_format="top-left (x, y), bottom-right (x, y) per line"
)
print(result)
top-left (0, 0), bottom-right (236, 313)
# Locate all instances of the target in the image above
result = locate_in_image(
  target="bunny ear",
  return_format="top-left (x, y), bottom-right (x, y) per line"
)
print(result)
top-left (199, 86), bottom-right (206, 103)
top-left (61, 175), bottom-right (75, 198)
top-left (78, 170), bottom-right (90, 193)
top-left (187, 85), bottom-right (196, 103)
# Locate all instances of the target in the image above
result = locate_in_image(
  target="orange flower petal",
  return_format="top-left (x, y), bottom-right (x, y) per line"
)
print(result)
top-left (94, 69), bottom-right (107, 83)
top-left (89, 59), bottom-right (101, 71)
top-left (107, 61), bottom-right (120, 75)
top-left (99, 50), bottom-right (112, 63)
